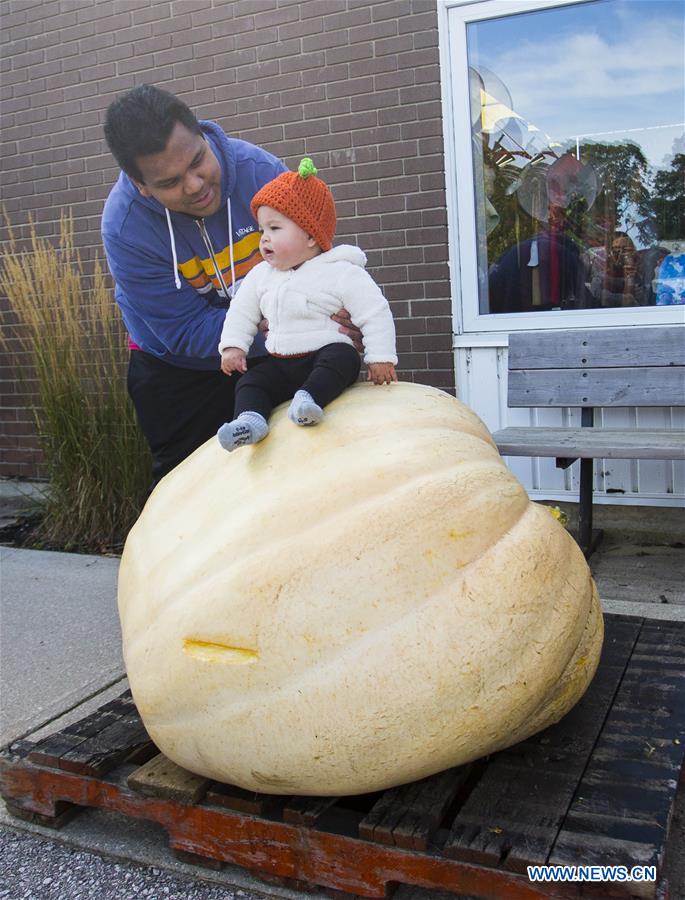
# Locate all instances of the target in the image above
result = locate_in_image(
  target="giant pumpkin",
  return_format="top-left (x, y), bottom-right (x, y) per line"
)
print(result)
top-left (118, 382), bottom-right (602, 796)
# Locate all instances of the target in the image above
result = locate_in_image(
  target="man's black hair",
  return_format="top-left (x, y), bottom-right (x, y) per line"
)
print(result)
top-left (103, 84), bottom-right (202, 183)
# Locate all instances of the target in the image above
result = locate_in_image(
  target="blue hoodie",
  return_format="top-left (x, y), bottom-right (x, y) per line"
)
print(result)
top-left (101, 121), bottom-right (286, 370)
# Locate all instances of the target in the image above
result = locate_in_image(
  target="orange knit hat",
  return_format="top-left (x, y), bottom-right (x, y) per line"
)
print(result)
top-left (251, 158), bottom-right (336, 252)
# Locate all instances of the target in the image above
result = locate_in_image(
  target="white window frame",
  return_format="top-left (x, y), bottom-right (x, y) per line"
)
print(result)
top-left (437, 0), bottom-right (685, 336)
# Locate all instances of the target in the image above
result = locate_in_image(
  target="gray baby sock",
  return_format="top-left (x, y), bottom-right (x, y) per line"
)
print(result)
top-left (288, 389), bottom-right (324, 426)
top-left (217, 411), bottom-right (269, 452)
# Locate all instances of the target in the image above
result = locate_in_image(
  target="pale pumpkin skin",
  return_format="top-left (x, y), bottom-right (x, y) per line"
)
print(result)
top-left (118, 382), bottom-right (603, 796)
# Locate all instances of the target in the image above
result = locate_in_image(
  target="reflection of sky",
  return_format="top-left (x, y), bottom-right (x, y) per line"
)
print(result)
top-left (467, 0), bottom-right (685, 169)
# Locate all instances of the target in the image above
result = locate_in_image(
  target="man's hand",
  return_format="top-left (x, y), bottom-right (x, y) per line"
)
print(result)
top-left (331, 308), bottom-right (363, 354)
top-left (221, 347), bottom-right (247, 375)
top-left (367, 362), bottom-right (398, 385)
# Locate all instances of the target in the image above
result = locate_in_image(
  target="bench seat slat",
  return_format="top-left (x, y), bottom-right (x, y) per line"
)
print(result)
top-left (492, 427), bottom-right (685, 460)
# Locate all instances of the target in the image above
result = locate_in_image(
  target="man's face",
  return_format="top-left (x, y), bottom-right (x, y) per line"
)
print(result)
top-left (611, 236), bottom-right (638, 275)
top-left (133, 122), bottom-right (222, 218)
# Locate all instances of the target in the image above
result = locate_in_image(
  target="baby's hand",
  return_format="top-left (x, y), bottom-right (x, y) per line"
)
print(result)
top-left (221, 347), bottom-right (247, 375)
top-left (367, 362), bottom-right (397, 385)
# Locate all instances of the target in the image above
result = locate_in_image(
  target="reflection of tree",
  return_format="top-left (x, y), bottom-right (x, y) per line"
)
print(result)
top-left (574, 141), bottom-right (653, 245)
top-left (486, 160), bottom-right (537, 261)
top-left (651, 153), bottom-right (685, 240)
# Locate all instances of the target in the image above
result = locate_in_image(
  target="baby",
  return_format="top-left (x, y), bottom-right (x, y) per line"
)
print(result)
top-left (217, 158), bottom-right (397, 451)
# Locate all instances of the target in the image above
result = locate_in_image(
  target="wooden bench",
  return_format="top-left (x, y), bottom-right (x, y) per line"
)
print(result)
top-left (492, 325), bottom-right (685, 555)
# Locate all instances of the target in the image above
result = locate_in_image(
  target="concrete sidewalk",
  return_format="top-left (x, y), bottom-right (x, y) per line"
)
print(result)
top-left (0, 547), bottom-right (124, 746)
top-left (0, 540), bottom-right (683, 899)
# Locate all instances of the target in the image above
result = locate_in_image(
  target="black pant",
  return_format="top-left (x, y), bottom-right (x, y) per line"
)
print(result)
top-left (234, 343), bottom-right (361, 421)
top-left (127, 349), bottom-right (265, 484)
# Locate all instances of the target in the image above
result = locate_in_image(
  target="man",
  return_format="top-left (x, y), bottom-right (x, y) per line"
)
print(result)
top-left (102, 84), bottom-right (358, 483)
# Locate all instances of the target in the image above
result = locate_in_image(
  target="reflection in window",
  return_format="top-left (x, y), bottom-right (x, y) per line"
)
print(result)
top-left (467, 0), bottom-right (685, 315)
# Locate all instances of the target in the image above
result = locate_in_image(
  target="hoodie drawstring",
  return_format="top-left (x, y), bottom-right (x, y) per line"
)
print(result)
top-left (166, 201), bottom-right (236, 298)
top-left (165, 208), bottom-right (182, 290)
top-left (227, 197), bottom-right (236, 296)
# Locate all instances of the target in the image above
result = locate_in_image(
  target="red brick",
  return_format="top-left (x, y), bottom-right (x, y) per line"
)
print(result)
top-left (299, 0), bottom-right (345, 16)
top-left (279, 18), bottom-right (325, 41)
top-left (372, 0), bottom-right (411, 21)
top-left (325, 42), bottom-right (373, 65)
top-left (304, 97), bottom-right (349, 120)
top-left (401, 119), bottom-right (443, 140)
top-left (171, 0), bottom-right (211, 14)
top-left (303, 29), bottom-right (351, 53)
top-left (284, 119), bottom-right (330, 140)
top-left (236, 60), bottom-right (279, 83)
top-left (301, 62), bottom-right (349, 87)
top-left (398, 11), bottom-right (437, 34)
top-left (234, 0), bottom-right (276, 15)
top-left (281, 50), bottom-right (326, 75)
top-left (305, 131), bottom-right (353, 154)
top-left (326, 76), bottom-right (373, 100)
top-left (235, 26), bottom-right (278, 51)
top-left (413, 29), bottom-right (438, 51)
top-left (256, 5), bottom-right (300, 28)
top-left (350, 123), bottom-right (398, 146)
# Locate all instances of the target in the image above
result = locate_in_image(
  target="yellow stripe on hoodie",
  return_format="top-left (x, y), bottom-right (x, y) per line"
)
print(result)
top-left (179, 231), bottom-right (262, 291)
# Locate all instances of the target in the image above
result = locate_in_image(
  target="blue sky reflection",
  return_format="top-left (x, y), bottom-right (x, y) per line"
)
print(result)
top-left (467, 0), bottom-right (685, 169)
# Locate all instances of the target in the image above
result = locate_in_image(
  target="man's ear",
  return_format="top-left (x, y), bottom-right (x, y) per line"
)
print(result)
top-left (132, 178), bottom-right (152, 198)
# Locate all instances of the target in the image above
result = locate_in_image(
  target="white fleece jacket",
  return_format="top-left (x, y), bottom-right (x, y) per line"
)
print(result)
top-left (218, 245), bottom-right (398, 365)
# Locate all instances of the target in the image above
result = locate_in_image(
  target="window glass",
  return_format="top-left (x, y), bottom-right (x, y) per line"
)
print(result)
top-left (467, 0), bottom-right (685, 314)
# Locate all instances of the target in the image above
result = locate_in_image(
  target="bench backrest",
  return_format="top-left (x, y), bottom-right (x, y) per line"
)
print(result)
top-left (507, 326), bottom-right (685, 408)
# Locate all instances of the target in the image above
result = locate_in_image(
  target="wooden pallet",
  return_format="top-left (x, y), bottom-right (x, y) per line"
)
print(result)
top-left (2, 614), bottom-right (683, 899)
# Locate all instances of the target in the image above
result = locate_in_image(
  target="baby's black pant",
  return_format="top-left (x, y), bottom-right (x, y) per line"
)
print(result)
top-left (233, 342), bottom-right (361, 421)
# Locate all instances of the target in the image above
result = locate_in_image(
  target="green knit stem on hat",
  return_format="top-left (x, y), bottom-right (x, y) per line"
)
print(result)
top-left (298, 157), bottom-right (317, 179)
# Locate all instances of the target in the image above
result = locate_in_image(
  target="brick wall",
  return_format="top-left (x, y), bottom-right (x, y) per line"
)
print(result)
top-left (0, 0), bottom-right (453, 479)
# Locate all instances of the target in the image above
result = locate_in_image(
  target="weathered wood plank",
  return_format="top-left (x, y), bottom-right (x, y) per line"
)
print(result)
top-left (551, 619), bottom-right (685, 874)
top-left (57, 715), bottom-right (152, 775)
top-left (507, 367), bottom-right (685, 409)
top-left (443, 616), bottom-right (642, 872)
top-left (97, 691), bottom-right (136, 716)
top-left (508, 327), bottom-right (685, 370)
top-left (359, 766), bottom-right (471, 850)
top-left (25, 691), bottom-right (142, 771)
top-left (283, 795), bottom-right (340, 826)
top-left (492, 427), bottom-right (685, 460)
top-left (27, 710), bottom-right (121, 769)
top-left (204, 781), bottom-right (285, 817)
top-left (7, 740), bottom-right (35, 760)
top-left (127, 753), bottom-right (210, 803)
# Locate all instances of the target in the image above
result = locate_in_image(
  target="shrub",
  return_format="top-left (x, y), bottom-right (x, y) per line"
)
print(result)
top-left (0, 213), bottom-right (150, 552)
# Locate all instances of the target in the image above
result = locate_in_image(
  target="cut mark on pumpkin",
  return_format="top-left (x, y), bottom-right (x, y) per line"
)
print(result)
top-left (183, 639), bottom-right (258, 664)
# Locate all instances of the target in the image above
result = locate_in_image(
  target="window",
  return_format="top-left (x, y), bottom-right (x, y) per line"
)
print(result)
top-left (466, 0), bottom-right (685, 316)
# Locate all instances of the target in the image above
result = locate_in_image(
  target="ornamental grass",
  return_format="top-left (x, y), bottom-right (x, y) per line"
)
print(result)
top-left (0, 213), bottom-right (150, 552)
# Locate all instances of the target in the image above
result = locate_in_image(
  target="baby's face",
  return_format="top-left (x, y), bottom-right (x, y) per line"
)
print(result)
top-left (257, 206), bottom-right (320, 271)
